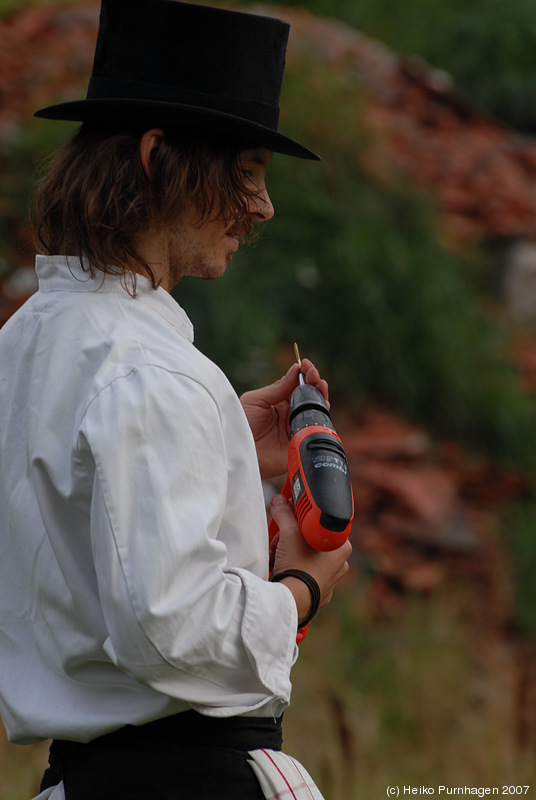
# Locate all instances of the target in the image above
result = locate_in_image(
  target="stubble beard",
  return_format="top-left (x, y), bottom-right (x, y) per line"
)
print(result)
top-left (175, 246), bottom-right (235, 283)
top-left (165, 228), bottom-right (228, 287)
top-left (165, 214), bottom-right (256, 288)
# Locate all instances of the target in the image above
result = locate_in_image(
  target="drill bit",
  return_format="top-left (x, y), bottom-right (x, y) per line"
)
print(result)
top-left (294, 342), bottom-right (305, 385)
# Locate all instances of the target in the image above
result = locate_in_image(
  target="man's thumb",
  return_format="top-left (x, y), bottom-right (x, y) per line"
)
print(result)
top-left (260, 365), bottom-right (298, 404)
top-left (270, 493), bottom-right (292, 522)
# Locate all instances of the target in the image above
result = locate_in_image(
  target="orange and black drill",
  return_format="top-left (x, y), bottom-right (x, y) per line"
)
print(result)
top-left (270, 346), bottom-right (354, 640)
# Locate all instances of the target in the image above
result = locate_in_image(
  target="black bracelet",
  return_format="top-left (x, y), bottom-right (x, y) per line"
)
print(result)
top-left (270, 569), bottom-right (321, 629)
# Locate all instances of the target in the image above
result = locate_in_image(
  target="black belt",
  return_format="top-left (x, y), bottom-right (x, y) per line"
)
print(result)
top-left (41, 710), bottom-right (283, 794)
top-left (75, 709), bottom-right (283, 749)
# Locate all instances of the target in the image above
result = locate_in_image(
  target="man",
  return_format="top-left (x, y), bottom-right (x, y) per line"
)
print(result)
top-left (0, 1), bottom-right (351, 798)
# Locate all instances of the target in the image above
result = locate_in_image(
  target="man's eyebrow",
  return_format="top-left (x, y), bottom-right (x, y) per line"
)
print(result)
top-left (240, 149), bottom-right (272, 166)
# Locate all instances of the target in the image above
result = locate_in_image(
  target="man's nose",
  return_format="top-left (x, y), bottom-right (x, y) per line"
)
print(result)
top-left (247, 188), bottom-right (274, 221)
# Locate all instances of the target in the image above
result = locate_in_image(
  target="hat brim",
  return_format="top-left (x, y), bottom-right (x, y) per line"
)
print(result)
top-left (34, 98), bottom-right (321, 161)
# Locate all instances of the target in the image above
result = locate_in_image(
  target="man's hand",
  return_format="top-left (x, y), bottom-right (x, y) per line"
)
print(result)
top-left (240, 358), bottom-right (329, 480)
top-left (269, 494), bottom-right (352, 626)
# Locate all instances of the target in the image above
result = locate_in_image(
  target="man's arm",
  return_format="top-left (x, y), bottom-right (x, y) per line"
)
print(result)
top-left (79, 365), bottom-right (298, 716)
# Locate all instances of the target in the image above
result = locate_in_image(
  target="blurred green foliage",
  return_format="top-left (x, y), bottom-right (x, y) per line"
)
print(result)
top-left (0, 0), bottom-right (72, 11)
top-left (177, 51), bottom-right (536, 474)
top-left (501, 499), bottom-right (536, 639)
top-left (242, 0), bottom-right (536, 135)
top-left (1, 121), bottom-right (76, 214)
top-left (283, 586), bottom-right (536, 797)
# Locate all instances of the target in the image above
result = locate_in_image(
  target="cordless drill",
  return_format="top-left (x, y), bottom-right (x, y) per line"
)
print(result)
top-left (269, 349), bottom-right (354, 640)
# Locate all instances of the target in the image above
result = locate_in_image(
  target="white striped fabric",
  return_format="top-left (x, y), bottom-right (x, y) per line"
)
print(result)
top-left (248, 748), bottom-right (326, 800)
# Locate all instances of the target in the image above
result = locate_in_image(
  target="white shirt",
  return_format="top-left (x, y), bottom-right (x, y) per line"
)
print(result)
top-left (0, 255), bottom-right (298, 745)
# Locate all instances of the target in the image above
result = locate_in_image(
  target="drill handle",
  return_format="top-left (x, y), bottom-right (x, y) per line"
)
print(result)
top-left (268, 476), bottom-right (310, 643)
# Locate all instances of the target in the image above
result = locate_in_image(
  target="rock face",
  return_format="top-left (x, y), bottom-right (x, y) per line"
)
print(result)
top-left (3, 2), bottom-right (536, 246)
top-left (5, 2), bottom-right (536, 316)
top-left (0, 3), bottom-right (99, 138)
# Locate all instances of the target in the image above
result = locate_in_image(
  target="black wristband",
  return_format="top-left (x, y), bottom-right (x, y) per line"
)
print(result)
top-left (270, 569), bottom-right (321, 629)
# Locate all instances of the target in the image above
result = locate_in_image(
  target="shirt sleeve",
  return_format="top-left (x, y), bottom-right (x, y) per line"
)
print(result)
top-left (77, 364), bottom-right (298, 717)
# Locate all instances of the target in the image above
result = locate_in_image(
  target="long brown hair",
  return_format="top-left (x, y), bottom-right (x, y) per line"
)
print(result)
top-left (32, 122), bottom-right (260, 292)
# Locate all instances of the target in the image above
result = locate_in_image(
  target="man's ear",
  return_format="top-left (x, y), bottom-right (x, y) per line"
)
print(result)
top-left (139, 128), bottom-right (165, 179)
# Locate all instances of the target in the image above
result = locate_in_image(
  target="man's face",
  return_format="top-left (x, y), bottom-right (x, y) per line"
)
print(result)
top-left (164, 147), bottom-right (274, 288)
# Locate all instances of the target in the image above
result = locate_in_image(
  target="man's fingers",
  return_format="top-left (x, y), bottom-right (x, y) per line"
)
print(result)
top-left (299, 358), bottom-right (329, 405)
top-left (241, 365), bottom-right (299, 408)
top-left (270, 494), bottom-right (298, 529)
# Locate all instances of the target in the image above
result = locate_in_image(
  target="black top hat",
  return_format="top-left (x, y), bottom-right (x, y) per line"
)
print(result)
top-left (34, 0), bottom-right (320, 161)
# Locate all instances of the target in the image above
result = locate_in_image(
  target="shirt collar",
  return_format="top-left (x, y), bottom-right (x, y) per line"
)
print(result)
top-left (35, 255), bottom-right (194, 343)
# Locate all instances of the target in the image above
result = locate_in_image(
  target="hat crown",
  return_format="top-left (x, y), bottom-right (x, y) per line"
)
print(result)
top-left (88, 0), bottom-right (288, 127)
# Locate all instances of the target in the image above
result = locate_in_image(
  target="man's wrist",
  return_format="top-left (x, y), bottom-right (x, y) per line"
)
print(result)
top-left (271, 570), bottom-right (321, 628)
